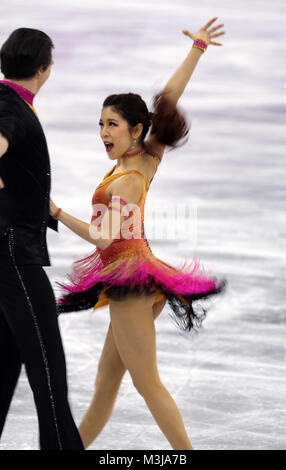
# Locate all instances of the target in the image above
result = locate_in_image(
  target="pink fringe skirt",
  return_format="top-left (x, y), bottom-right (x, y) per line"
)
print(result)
top-left (57, 238), bottom-right (226, 332)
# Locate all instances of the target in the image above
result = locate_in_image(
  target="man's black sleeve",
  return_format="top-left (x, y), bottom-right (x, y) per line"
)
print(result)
top-left (0, 100), bottom-right (17, 144)
top-left (47, 215), bottom-right (58, 232)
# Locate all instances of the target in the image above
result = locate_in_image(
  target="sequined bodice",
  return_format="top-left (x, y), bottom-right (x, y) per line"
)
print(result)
top-left (91, 165), bottom-right (148, 244)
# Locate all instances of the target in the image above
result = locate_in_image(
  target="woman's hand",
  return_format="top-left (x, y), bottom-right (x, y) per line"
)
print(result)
top-left (50, 198), bottom-right (59, 218)
top-left (182, 17), bottom-right (225, 46)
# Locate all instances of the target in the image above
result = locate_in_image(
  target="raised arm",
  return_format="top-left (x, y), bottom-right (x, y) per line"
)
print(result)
top-left (145, 17), bottom-right (225, 160)
top-left (162, 17), bottom-right (225, 106)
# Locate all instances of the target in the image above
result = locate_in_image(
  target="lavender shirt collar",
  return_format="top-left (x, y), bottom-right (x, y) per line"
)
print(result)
top-left (0, 80), bottom-right (34, 105)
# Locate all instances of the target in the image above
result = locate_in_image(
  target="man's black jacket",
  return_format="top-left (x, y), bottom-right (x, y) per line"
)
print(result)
top-left (0, 84), bottom-right (58, 265)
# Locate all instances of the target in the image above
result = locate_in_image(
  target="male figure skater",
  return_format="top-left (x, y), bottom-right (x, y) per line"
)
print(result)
top-left (0, 28), bottom-right (84, 450)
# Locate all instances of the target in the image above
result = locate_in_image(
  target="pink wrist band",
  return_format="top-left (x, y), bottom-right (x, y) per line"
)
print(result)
top-left (192, 38), bottom-right (208, 52)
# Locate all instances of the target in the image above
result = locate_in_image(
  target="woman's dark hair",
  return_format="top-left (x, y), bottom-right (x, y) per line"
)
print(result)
top-left (0, 28), bottom-right (54, 79)
top-left (103, 91), bottom-right (189, 149)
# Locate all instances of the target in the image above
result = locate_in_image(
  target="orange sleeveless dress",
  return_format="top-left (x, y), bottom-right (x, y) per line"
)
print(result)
top-left (57, 164), bottom-right (226, 332)
top-left (90, 165), bottom-right (166, 309)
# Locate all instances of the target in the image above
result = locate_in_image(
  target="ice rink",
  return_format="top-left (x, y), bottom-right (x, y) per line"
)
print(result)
top-left (0, 0), bottom-right (285, 450)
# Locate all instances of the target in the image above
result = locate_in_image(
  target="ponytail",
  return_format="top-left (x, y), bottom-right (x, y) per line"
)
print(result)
top-left (149, 92), bottom-right (190, 149)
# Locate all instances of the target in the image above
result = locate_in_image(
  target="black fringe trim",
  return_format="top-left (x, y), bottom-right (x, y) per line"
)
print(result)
top-left (56, 278), bottom-right (227, 333)
top-left (165, 279), bottom-right (227, 333)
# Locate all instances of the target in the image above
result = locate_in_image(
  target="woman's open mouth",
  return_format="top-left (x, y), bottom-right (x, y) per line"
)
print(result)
top-left (104, 142), bottom-right (114, 153)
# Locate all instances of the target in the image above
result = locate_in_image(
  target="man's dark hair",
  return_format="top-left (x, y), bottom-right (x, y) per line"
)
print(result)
top-left (0, 28), bottom-right (54, 79)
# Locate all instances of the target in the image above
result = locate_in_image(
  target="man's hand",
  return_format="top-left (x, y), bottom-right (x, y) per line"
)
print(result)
top-left (0, 133), bottom-right (9, 158)
top-left (0, 133), bottom-right (9, 188)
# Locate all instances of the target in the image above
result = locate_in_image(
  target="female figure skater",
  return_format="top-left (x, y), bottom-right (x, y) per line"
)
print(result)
top-left (50, 17), bottom-right (226, 450)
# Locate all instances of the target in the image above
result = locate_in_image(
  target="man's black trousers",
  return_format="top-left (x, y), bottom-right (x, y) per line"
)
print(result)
top-left (0, 257), bottom-right (84, 450)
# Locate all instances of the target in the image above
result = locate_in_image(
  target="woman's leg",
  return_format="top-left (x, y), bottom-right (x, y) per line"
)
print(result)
top-left (78, 297), bottom-right (166, 449)
top-left (109, 294), bottom-right (193, 450)
top-left (78, 321), bottom-right (125, 448)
